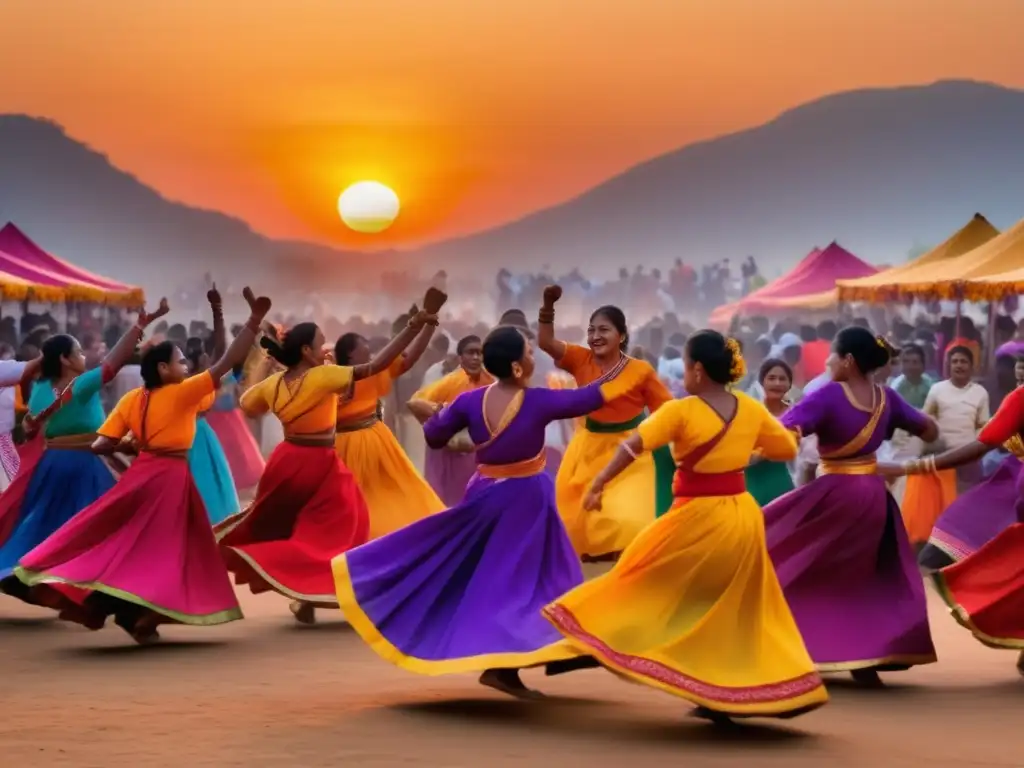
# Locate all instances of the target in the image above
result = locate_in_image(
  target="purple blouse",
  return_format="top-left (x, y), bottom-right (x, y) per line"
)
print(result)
top-left (424, 384), bottom-right (605, 466)
top-left (781, 381), bottom-right (928, 458)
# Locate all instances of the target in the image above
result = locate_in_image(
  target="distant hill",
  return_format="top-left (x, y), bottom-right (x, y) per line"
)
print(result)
top-left (409, 79), bottom-right (1024, 277)
top-left (2, 79), bottom-right (1024, 294)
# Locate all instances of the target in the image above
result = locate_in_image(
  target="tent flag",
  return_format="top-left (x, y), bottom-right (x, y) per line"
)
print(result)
top-left (836, 213), bottom-right (1000, 303)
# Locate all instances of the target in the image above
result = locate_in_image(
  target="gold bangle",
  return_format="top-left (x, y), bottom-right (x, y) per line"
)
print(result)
top-left (904, 459), bottom-right (920, 475)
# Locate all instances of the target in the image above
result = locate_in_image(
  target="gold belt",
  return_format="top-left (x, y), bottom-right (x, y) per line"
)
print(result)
top-left (819, 454), bottom-right (878, 476)
top-left (336, 413), bottom-right (380, 433)
top-left (477, 451), bottom-right (547, 479)
top-left (44, 433), bottom-right (99, 451)
top-left (285, 433), bottom-right (336, 448)
top-left (140, 448), bottom-right (189, 460)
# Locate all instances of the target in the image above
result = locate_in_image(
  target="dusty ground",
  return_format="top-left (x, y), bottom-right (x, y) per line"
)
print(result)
top-left (2, 580), bottom-right (1021, 768)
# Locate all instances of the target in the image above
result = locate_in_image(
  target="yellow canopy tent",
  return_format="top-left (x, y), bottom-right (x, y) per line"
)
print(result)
top-left (835, 213), bottom-right (999, 303)
top-left (962, 265), bottom-right (1024, 302)
top-left (890, 216), bottom-right (1024, 300)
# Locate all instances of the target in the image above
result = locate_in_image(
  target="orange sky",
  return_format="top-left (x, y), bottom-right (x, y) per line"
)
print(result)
top-left (2, 0), bottom-right (1023, 250)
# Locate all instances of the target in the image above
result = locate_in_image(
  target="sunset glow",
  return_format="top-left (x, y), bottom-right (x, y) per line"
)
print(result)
top-left (2, 0), bottom-right (1023, 250)
top-left (338, 182), bottom-right (400, 234)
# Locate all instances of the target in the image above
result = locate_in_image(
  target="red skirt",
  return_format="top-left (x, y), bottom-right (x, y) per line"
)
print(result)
top-left (215, 441), bottom-right (369, 606)
top-left (205, 409), bottom-right (265, 491)
top-left (934, 522), bottom-right (1024, 647)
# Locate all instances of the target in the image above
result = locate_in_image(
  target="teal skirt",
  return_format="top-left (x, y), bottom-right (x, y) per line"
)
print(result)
top-left (745, 459), bottom-right (795, 508)
top-left (189, 419), bottom-right (241, 526)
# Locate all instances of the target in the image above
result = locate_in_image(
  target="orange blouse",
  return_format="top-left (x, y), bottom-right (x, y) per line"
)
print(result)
top-left (337, 359), bottom-right (403, 422)
top-left (99, 371), bottom-right (217, 451)
top-left (240, 364), bottom-right (355, 435)
top-left (413, 367), bottom-right (495, 405)
top-left (556, 343), bottom-right (672, 423)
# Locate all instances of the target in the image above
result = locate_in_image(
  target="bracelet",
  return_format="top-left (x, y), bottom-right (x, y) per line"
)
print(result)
top-left (621, 441), bottom-right (638, 459)
top-left (132, 324), bottom-right (145, 335)
top-left (538, 308), bottom-right (555, 324)
top-left (903, 458), bottom-right (920, 475)
top-left (922, 455), bottom-right (938, 475)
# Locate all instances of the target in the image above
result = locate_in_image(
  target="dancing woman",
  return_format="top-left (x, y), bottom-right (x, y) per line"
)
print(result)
top-left (881, 381), bottom-right (1024, 674)
top-left (761, 327), bottom-right (939, 684)
top-left (333, 319), bottom-right (444, 539)
top-left (333, 325), bottom-right (638, 697)
top-left (0, 357), bottom-right (43, 489)
top-left (409, 335), bottom-right (495, 505)
top-left (537, 286), bottom-right (673, 560)
top-left (745, 358), bottom-right (797, 506)
top-left (185, 285), bottom-right (241, 526)
top-left (15, 288), bottom-right (272, 642)
top-left (0, 303), bottom-right (170, 604)
top-left (543, 331), bottom-right (827, 722)
top-left (217, 290), bottom-right (445, 625)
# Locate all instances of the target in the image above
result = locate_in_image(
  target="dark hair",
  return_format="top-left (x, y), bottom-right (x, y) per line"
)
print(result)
top-left (333, 332), bottom-right (364, 365)
top-left (499, 309), bottom-right (529, 329)
top-left (947, 344), bottom-right (975, 366)
top-left (185, 336), bottom-right (206, 372)
top-left (482, 325), bottom-right (527, 379)
top-left (758, 358), bottom-right (793, 385)
top-left (901, 343), bottom-right (925, 363)
top-left (833, 327), bottom-right (893, 375)
top-left (685, 330), bottom-right (737, 386)
top-left (799, 325), bottom-right (817, 343)
top-left (262, 322), bottom-right (319, 368)
top-left (662, 346), bottom-right (681, 360)
top-left (141, 341), bottom-right (177, 389)
top-left (589, 305), bottom-right (629, 351)
top-left (40, 334), bottom-right (77, 380)
top-left (816, 320), bottom-right (838, 342)
top-left (456, 335), bottom-right (481, 355)
top-left (1016, 355), bottom-right (1024, 366)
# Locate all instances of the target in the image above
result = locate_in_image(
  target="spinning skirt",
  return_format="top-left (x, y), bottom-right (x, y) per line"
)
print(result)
top-left (189, 419), bottom-right (240, 526)
top-left (15, 452), bottom-right (241, 627)
top-left (217, 441), bottom-right (369, 606)
top-left (544, 490), bottom-right (828, 718)
top-left (206, 408), bottom-right (264, 491)
top-left (333, 470), bottom-right (584, 674)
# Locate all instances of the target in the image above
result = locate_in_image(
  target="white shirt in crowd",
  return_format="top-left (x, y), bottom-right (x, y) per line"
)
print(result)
top-left (923, 380), bottom-right (990, 450)
top-left (0, 360), bottom-right (28, 434)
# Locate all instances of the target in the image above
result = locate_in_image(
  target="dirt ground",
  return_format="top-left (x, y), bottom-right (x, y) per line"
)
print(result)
top-left (2, 579), bottom-right (1022, 768)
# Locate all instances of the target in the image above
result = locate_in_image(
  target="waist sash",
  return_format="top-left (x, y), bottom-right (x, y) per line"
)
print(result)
top-left (673, 470), bottom-right (746, 498)
top-left (285, 433), bottom-right (336, 448)
top-left (585, 413), bottom-right (644, 434)
top-left (140, 448), bottom-right (189, 460)
top-left (336, 413), bottom-right (380, 434)
top-left (819, 454), bottom-right (878, 476)
top-left (44, 433), bottom-right (98, 451)
top-left (477, 451), bottom-right (547, 480)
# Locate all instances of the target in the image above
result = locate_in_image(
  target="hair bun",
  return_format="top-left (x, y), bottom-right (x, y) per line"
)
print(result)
top-left (724, 337), bottom-right (747, 384)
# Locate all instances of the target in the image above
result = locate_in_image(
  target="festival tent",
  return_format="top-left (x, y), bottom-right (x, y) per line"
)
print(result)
top-left (709, 242), bottom-right (878, 328)
top-left (885, 216), bottom-right (1024, 301)
top-left (835, 213), bottom-right (1000, 303)
top-left (0, 223), bottom-right (143, 305)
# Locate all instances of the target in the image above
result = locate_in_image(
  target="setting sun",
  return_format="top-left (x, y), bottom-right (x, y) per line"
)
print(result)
top-left (338, 181), bottom-right (401, 234)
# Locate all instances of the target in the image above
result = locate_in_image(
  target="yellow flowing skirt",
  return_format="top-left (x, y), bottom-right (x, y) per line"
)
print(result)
top-left (335, 422), bottom-right (444, 540)
top-left (556, 429), bottom-right (656, 559)
top-left (543, 493), bottom-right (828, 717)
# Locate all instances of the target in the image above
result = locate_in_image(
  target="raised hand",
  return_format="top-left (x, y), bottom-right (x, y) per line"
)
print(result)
top-left (542, 285), bottom-right (562, 307)
top-left (207, 283), bottom-right (222, 309)
top-left (242, 287), bottom-right (272, 319)
top-left (138, 298), bottom-right (170, 327)
top-left (422, 287), bottom-right (448, 315)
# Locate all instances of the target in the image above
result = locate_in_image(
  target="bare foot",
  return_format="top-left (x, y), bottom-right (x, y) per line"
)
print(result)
top-left (850, 669), bottom-right (884, 687)
top-left (690, 706), bottom-right (736, 726)
top-left (479, 669), bottom-right (545, 700)
top-left (131, 627), bottom-right (161, 646)
top-left (290, 601), bottom-right (316, 625)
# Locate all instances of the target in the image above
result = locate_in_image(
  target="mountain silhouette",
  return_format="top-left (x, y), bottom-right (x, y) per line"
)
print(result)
top-left (2, 79), bottom-right (1024, 294)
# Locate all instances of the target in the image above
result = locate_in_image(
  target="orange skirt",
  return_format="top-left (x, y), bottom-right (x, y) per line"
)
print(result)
top-left (901, 469), bottom-right (957, 545)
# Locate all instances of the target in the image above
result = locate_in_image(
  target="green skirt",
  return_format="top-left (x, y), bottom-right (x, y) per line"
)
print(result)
top-left (745, 460), bottom-right (795, 508)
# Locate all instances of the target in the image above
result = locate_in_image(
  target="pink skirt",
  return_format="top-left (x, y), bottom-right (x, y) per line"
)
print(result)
top-left (15, 452), bottom-right (242, 628)
top-left (206, 409), bottom-right (265, 491)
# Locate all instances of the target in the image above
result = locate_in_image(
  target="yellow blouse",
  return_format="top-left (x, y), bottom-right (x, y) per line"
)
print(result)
top-left (99, 371), bottom-right (217, 451)
top-left (637, 393), bottom-right (797, 472)
top-left (240, 364), bottom-right (355, 435)
top-left (337, 359), bottom-right (402, 422)
top-left (413, 367), bottom-right (495, 405)
top-left (557, 343), bottom-right (672, 423)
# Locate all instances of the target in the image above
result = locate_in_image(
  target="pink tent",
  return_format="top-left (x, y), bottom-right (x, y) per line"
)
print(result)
top-left (709, 242), bottom-right (878, 328)
top-left (0, 223), bottom-right (143, 305)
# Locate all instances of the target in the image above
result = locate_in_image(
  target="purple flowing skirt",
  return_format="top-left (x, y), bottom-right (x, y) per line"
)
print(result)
top-left (424, 448), bottom-right (477, 506)
top-left (331, 471), bottom-right (584, 673)
top-left (921, 454), bottom-right (1024, 569)
top-left (763, 474), bottom-right (936, 671)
